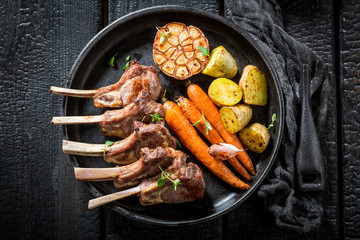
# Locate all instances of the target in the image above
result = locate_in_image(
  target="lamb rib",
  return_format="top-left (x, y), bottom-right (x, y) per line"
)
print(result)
top-left (50, 61), bottom-right (162, 108)
top-left (62, 121), bottom-right (177, 165)
top-left (88, 152), bottom-right (205, 209)
top-left (74, 147), bottom-right (181, 188)
top-left (52, 90), bottom-right (165, 138)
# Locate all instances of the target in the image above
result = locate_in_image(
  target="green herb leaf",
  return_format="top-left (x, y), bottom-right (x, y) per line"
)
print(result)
top-left (192, 118), bottom-right (201, 127)
top-left (177, 139), bottom-right (182, 148)
top-left (173, 179), bottom-right (181, 191)
top-left (141, 113), bottom-right (163, 123)
top-left (192, 112), bottom-right (212, 135)
top-left (157, 178), bottom-right (165, 188)
top-left (198, 46), bottom-right (210, 57)
top-left (157, 166), bottom-right (182, 191)
top-left (123, 61), bottom-right (130, 71)
top-left (109, 53), bottom-right (118, 67)
top-left (162, 89), bottom-right (167, 100)
top-left (123, 55), bottom-right (132, 71)
top-left (156, 27), bottom-right (169, 45)
top-left (272, 113), bottom-right (277, 122)
top-left (102, 141), bottom-right (114, 158)
top-left (205, 120), bottom-right (212, 135)
top-left (142, 113), bottom-right (163, 123)
top-left (267, 113), bottom-right (277, 130)
top-left (150, 113), bottom-right (163, 122)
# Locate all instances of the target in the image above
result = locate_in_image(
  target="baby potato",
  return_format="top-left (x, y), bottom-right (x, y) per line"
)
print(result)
top-left (208, 78), bottom-right (242, 107)
top-left (201, 46), bottom-right (238, 79)
top-left (239, 65), bottom-right (268, 106)
top-left (238, 123), bottom-right (270, 153)
top-left (220, 104), bottom-right (252, 134)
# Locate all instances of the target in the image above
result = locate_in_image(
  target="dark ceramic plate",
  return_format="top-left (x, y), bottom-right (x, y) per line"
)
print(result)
top-left (64, 6), bottom-right (284, 226)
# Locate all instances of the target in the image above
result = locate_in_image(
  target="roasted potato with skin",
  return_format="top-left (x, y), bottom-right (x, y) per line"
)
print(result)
top-left (208, 78), bottom-right (242, 107)
top-left (220, 104), bottom-right (252, 134)
top-left (201, 46), bottom-right (238, 78)
top-left (238, 123), bottom-right (270, 153)
top-left (239, 65), bottom-right (268, 106)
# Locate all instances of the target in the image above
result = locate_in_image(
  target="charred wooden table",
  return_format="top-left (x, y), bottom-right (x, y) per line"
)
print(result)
top-left (0, 0), bottom-right (358, 239)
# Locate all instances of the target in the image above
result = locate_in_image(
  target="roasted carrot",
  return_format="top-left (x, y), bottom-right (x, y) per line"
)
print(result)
top-left (176, 96), bottom-right (251, 181)
top-left (163, 99), bottom-right (249, 190)
top-left (187, 83), bottom-right (255, 175)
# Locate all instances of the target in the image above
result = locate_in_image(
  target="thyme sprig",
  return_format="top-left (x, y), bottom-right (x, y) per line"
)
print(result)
top-left (267, 113), bottom-right (277, 130)
top-left (142, 113), bottom-right (163, 123)
top-left (101, 140), bottom-right (114, 158)
top-left (156, 27), bottom-right (170, 44)
top-left (123, 55), bottom-right (131, 71)
top-left (157, 166), bottom-right (182, 191)
top-left (192, 112), bottom-right (212, 135)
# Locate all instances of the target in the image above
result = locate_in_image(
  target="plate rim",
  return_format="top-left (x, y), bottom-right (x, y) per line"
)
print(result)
top-left (63, 5), bottom-right (285, 226)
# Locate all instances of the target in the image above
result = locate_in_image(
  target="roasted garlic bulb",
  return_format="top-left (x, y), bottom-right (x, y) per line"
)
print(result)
top-left (153, 22), bottom-right (210, 80)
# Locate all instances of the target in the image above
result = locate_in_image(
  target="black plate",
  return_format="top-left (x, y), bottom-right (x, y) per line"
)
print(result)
top-left (64, 6), bottom-right (284, 226)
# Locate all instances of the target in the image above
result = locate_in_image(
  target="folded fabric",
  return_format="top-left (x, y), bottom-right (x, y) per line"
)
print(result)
top-left (225, 0), bottom-right (330, 233)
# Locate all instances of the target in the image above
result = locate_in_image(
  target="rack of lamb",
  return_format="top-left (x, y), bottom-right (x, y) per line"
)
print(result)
top-left (88, 151), bottom-right (205, 208)
top-left (52, 90), bottom-right (164, 138)
top-left (50, 61), bottom-right (162, 108)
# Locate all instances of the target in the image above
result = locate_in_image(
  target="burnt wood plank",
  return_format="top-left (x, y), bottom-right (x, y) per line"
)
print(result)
top-left (104, 0), bottom-right (223, 239)
top-left (105, 208), bottom-right (222, 240)
top-left (108, 0), bottom-right (222, 23)
top-left (339, 1), bottom-right (360, 239)
top-left (0, 1), bottom-right (104, 239)
top-left (223, 0), bottom-right (339, 238)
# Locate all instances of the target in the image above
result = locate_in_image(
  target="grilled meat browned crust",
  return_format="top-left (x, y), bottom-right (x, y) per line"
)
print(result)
top-left (93, 61), bottom-right (162, 108)
top-left (100, 90), bottom-right (165, 138)
top-left (113, 147), bottom-right (177, 188)
top-left (105, 121), bottom-right (177, 165)
top-left (138, 153), bottom-right (205, 206)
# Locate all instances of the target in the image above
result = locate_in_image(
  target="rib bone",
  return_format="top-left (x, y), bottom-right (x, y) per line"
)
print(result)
top-left (52, 115), bottom-right (102, 125)
top-left (62, 140), bottom-right (104, 156)
top-left (74, 167), bottom-right (121, 181)
top-left (50, 86), bottom-right (96, 98)
top-left (88, 186), bottom-right (141, 209)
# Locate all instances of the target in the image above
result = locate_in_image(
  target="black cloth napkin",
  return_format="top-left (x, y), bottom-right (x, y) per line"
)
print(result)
top-left (225, 0), bottom-right (330, 233)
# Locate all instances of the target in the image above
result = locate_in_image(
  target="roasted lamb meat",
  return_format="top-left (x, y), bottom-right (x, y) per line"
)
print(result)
top-left (50, 61), bottom-right (162, 108)
top-left (88, 152), bottom-right (205, 209)
top-left (62, 121), bottom-right (177, 165)
top-left (51, 90), bottom-right (165, 138)
top-left (74, 147), bottom-right (181, 188)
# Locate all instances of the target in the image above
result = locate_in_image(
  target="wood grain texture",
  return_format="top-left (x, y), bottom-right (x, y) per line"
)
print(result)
top-left (0, 1), bottom-right (103, 239)
top-left (223, 0), bottom-right (339, 238)
top-left (339, 1), bottom-right (360, 239)
top-left (105, 208), bottom-right (222, 240)
top-left (108, 0), bottom-right (222, 24)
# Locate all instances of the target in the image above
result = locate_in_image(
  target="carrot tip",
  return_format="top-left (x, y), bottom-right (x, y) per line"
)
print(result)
top-left (161, 97), bottom-right (168, 104)
top-left (174, 96), bottom-right (183, 103)
top-left (185, 80), bottom-right (192, 87)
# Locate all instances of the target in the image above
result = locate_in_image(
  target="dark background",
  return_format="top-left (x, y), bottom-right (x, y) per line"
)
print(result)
top-left (0, 0), bottom-right (358, 239)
